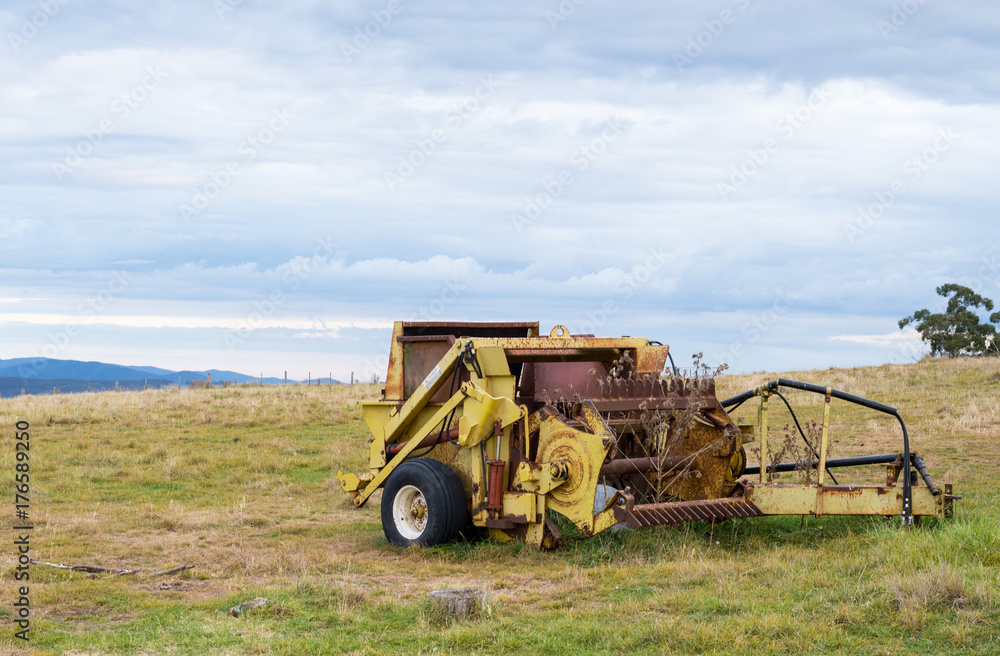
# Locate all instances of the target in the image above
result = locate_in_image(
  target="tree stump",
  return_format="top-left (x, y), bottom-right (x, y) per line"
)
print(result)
top-left (429, 589), bottom-right (488, 620)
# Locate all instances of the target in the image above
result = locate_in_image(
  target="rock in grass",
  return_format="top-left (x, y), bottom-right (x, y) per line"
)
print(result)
top-left (429, 589), bottom-right (488, 619)
top-left (229, 597), bottom-right (268, 617)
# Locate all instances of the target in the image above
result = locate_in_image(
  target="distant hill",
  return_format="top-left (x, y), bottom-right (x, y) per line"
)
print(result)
top-left (0, 358), bottom-right (161, 382)
top-left (0, 358), bottom-right (340, 397)
top-left (0, 377), bottom-right (174, 397)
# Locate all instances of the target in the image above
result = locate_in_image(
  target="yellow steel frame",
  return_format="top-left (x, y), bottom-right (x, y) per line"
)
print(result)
top-left (748, 483), bottom-right (943, 517)
top-left (745, 385), bottom-right (944, 519)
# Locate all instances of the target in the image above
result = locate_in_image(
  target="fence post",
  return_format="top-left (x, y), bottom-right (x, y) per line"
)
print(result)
top-left (208, 372), bottom-right (212, 387)
top-left (284, 371), bottom-right (287, 385)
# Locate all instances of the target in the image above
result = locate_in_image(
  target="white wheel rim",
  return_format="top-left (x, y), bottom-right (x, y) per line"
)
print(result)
top-left (392, 484), bottom-right (428, 540)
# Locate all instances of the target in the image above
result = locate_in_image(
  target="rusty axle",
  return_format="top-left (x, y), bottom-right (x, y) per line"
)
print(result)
top-left (599, 454), bottom-right (698, 478)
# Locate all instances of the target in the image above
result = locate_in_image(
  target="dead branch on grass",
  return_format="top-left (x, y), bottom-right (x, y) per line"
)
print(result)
top-left (30, 559), bottom-right (194, 578)
top-left (145, 564), bottom-right (196, 577)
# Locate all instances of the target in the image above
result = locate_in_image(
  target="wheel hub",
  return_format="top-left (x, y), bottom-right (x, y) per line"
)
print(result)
top-left (393, 484), bottom-right (428, 540)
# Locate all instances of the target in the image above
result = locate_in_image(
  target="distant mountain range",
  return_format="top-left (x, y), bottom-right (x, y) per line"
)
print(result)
top-left (0, 358), bottom-right (340, 397)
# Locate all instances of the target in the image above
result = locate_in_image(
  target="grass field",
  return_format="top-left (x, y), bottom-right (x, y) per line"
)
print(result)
top-left (1, 357), bottom-right (998, 655)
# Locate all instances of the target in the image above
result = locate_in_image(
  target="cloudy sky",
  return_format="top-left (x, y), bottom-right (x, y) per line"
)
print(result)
top-left (1, 0), bottom-right (998, 381)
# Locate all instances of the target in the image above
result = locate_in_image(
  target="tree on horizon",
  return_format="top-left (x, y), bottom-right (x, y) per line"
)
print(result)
top-left (900, 284), bottom-right (1000, 357)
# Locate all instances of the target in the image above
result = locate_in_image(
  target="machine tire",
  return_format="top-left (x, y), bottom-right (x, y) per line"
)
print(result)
top-left (381, 458), bottom-right (468, 547)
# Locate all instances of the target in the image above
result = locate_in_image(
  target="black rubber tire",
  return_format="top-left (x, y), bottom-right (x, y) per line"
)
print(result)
top-left (380, 458), bottom-right (468, 547)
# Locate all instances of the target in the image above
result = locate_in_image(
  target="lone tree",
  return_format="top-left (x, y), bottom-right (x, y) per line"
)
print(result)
top-left (899, 284), bottom-right (1000, 357)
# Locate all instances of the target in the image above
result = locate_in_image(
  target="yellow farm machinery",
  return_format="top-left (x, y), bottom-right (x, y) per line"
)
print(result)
top-left (337, 322), bottom-right (958, 548)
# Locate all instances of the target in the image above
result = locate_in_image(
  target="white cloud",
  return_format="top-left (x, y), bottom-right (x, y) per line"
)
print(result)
top-left (830, 326), bottom-right (923, 346)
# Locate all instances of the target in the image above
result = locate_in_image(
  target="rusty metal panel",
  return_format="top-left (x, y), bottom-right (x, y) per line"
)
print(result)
top-left (402, 340), bottom-right (451, 399)
top-left (402, 339), bottom-right (461, 402)
top-left (533, 361), bottom-right (606, 401)
top-left (383, 321), bottom-right (406, 400)
top-left (636, 344), bottom-right (670, 374)
top-left (504, 348), bottom-right (625, 362)
top-left (398, 335), bottom-right (457, 344)
top-left (402, 321), bottom-right (538, 339)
